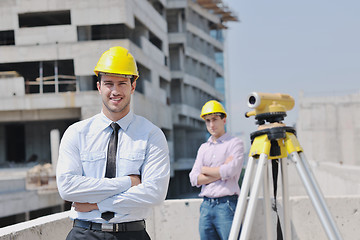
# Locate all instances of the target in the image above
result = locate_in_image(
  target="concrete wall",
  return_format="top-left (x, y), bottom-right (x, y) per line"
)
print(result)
top-left (0, 169), bottom-right (62, 219)
top-left (297, 92), bottom-right (360, 166)
top-left (0, 77), bottom-right (25, 97)
top-left (1, 197), bottom-right (359, 240)
top-left (287, 160), bottom-right (360, 197)
top-left (291, 92), bottom-right (360, 198)
top-left (0, 188), bottom-right (63, 219)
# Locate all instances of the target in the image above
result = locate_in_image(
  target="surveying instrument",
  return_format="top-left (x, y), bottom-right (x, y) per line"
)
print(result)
top-left (228, 92), bottom-right (342, 240)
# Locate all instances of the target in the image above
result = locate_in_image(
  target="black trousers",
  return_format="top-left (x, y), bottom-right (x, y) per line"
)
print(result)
top-left (66, 226), bottom-right (151, 240)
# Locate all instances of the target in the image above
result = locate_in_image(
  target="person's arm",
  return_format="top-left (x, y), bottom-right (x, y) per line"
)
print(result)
top-left (218, 138), bottom-right (244, 180)
top-left (73, 174), bottom-right (141, 212)
top-left (198, 156), bottom-right (233, 184)
top-left (196, 173), bottom-right (220, 185)
top-left (189, 145), bottom-right (206, 187)
top-left (56, 125), bottom-right (133, 203)
top-left (201, 156), bottom-right (233, 177)
top-left (96, 128), bottom-right (170, 215)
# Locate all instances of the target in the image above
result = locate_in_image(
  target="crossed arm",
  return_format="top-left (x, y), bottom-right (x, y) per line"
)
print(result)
top-left (196, 156), bottom-right (233, 185)
top-left (73, 175), bottom-right (141, 212)
top-left (57, 126), bottom-right (170, 214)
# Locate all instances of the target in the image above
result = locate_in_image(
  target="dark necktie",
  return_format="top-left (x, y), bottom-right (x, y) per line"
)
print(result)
top-left (101, 122), bottom-right (120, 221)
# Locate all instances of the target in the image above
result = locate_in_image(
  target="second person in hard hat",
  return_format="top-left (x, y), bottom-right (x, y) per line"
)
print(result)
top-left (189, 100), bottom-right (244, 240)
top-left (56, 46), bottom-right (170, 240)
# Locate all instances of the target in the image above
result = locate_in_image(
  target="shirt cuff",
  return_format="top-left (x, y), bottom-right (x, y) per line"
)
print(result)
top-left (219, 165), bottom-right (227, 180)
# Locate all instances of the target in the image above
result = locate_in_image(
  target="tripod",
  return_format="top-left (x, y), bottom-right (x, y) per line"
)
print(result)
top-left (228, 123), bottom-right (343, 240)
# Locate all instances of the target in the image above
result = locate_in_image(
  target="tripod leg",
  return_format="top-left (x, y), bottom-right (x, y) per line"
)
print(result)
top-left (290, 151), bottom-right (342, 240)
top-left (240, 153), bottom-right (269, 240)
top-left (280, 158), bottom-right (291, 240)
top-left (229, 156), bottom-right (256, 240)
top-left (298, 152), bottom-right (342, 239)
top-left (263, 159), bottom-right (274, 239)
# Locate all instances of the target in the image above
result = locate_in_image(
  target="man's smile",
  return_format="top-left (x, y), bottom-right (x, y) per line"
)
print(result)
top-left (110, 97), bottom-right (122, 102)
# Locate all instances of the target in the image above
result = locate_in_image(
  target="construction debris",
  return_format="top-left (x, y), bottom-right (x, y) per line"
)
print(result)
top-left (26, 163), bottom-right (57, 191)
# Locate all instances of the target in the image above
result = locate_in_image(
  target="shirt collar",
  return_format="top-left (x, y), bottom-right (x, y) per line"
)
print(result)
top-left (207, 132), bottom-right (230, 144)
top-left (98, 110), bottom-right (134, 131)
top-left (115, 110), bottom-right (133, 131)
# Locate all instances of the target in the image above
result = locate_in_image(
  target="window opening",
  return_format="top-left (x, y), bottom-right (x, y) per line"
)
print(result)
top-left (0, 30), bottom-right (15, 45)
top-left (18, 10), bottom-right (71, 28)
top-left (5, 124), bottom-right (25, 163)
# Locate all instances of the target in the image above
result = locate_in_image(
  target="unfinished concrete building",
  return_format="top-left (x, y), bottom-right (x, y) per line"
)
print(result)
top-left (166, 0), bottom-right (237, 197)
top-left (0, 0), bottom-right (237, 226)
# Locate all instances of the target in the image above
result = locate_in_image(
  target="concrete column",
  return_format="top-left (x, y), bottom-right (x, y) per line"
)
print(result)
top-left (177, 11), bottom-right (183, 32)
top-left (60, 203), bottom-right (64, 212)
top-left (54, 60), bottom-right (59, 93)
top-left (50, 129), bottom-right (60, 174)
top-left (179, 46), bottom-right (184, 71)
top-left (39, 61), bottom-right (43, 94)
top-left (25, 212), bottom-right (30, 221)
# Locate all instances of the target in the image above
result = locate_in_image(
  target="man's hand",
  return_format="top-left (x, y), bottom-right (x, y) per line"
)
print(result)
top-left (129, 175), bottom-right (141, 186)
top-left (197, 173), bottom-right (220, 185)
top-left (73, 202), bottom-right (98, 212)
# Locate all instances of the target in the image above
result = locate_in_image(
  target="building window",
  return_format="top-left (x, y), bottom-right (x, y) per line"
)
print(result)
top-left (215, 52), bottom-right (224, 67)
top-left (25, 60), bottom-right (76, 94)
top-left (5, 124), bottom-right (25, 163)
top-left (0, 30), bottom-right (15, 45)
top-left (0, 60), bottom-right (75, 94)
top-left (77, 75), bottom-right (98, 91)
top-left (149, 0), bottom-right (165, 17)
top-left (149, 31), bottom-right (162, 50)
top-left (215, 77), bottom-right (225, 95)
top-left (18, 10), bottom-right (71, 28)
top-left (210, 29), bottom-right (224, 42)
top-left (136, 64), bottom-right (152, 94)
top-left (160, 77), bottom-right (171, 105)
top-left (77, 24), bottom-right (130, 41)
top-left (170, 79), bottom-right (182, 104)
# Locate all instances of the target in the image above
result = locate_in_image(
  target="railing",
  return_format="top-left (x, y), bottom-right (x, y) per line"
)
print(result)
top-left (1, 196), bottom-right (359, 239)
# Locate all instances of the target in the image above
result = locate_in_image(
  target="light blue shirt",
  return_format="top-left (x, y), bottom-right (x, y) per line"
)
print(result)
top-left (56, 110), bottom-right (170, 223)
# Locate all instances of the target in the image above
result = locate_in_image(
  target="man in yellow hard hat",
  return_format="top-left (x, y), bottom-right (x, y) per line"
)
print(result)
top-left (189, 100), bottom-right (244, 240)
top-left (57, 46), bottom-right (170, 240)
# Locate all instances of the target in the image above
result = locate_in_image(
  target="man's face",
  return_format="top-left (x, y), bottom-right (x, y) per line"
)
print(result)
top-left (97, 74), bottom-right (136, 121)
top-left (204, 114), bottom-right (226, 139)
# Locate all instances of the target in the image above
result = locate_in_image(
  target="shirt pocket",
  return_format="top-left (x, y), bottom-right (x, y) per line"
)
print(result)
top-left (80, 151), bottom-right (106, 177)
top-left (118, 152), bottom-right (145, 176)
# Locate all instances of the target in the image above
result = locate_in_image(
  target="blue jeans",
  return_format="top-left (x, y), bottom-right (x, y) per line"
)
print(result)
top-left (199, 195), bottom-right (238, 240)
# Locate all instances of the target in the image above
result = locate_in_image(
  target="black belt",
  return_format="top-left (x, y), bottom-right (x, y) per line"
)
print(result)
top-left (204, 195), bottom-right (238, 204)
top-left (73, 219), bottom-right (146, 232)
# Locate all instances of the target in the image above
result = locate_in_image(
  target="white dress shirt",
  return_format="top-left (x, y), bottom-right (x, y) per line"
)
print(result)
top-left (56, 110), bottom-right (170, 223)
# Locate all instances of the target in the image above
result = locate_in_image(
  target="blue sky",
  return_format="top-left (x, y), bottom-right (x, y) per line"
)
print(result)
top-left (224, 0), bottom-right (360, 141)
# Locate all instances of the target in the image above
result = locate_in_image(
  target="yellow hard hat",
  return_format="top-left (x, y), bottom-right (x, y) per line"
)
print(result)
top-left (200, 100), bottom-right (227, 119)
top-left (94, 46), bottom-right (139, 80)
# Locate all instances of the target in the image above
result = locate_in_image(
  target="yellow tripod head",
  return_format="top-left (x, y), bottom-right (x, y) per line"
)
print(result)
top-left (244, 92), bottom-right (300, 158)
top-left (245, 92), bottom-right (295, 125)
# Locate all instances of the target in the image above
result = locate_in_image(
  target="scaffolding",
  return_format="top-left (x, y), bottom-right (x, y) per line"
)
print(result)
top-left (197, 0), bottom-right (239, 28)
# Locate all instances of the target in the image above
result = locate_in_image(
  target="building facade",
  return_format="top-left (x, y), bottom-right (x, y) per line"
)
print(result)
top-left (166, 0), bottom-right (237, 197)
top-left (0, 0), bottom-right (237, 224)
